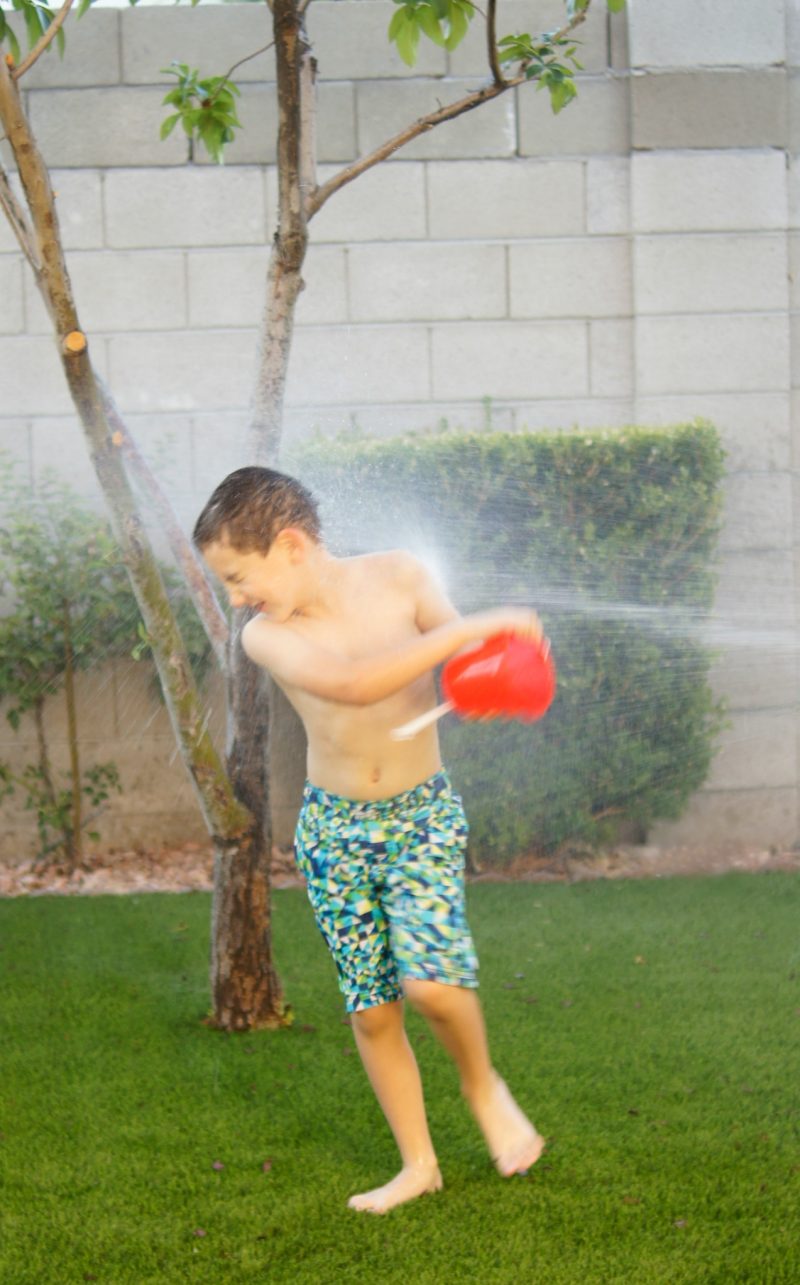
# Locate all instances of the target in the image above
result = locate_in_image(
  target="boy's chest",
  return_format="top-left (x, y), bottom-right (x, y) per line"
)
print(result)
top-left (298, 583), bottom-right (417, 658)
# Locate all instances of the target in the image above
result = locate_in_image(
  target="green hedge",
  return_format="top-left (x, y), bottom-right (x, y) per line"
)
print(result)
top-left (289, 421), bottom-right (726, 864)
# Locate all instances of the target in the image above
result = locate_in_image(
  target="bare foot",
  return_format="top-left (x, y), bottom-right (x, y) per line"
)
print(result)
top-left (466, 1072), bottom-right (545, 1177)
top-left (347, 1161), bottom-right (443, 1214)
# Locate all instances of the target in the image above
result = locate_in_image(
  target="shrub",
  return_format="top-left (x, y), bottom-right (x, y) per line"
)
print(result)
top-left (0, 463), bottom-right (211, 867)
top-left (290, 420), bottom-right (726, 864)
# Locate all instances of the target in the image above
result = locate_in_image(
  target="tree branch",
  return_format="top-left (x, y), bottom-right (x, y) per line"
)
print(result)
top-left (0, 160), bottom-right (39, 272)
top-left (487, 0), bottom-right (504, 87)
top-left (210, 39), bottom-right (275, 105)
top-left (307, 1), bottom-right (591, 218)
top-left (12, 0), bottom-right (75, 81)
top-left (0, 53), bottom-right (76, 334)
top-left (308, 77), bottom-right (517, 217)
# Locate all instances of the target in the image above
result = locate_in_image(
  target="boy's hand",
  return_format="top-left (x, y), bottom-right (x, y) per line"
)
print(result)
top-left (463, 608), bottom-right (544, 646)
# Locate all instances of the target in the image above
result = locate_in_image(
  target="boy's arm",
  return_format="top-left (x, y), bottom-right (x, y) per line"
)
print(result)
top-left (242, 611), bottom-right (476, 705)
top-left (242, 556), bottom-right (541, 706)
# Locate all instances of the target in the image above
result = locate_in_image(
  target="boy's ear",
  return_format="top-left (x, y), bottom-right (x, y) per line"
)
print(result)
top-left (276, 527), bottom-right (307, 559)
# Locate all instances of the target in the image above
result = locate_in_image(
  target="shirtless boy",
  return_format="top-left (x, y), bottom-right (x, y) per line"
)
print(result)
top-left (194, 466), bottom-right (545, 1214)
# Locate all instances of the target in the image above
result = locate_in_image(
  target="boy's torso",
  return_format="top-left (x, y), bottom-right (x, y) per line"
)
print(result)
top-left (274, 552), bottom-right (443, 801)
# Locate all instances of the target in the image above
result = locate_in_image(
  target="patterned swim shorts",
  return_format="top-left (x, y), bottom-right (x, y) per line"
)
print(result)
top-left (294, 770), bottom-right (479, 1013)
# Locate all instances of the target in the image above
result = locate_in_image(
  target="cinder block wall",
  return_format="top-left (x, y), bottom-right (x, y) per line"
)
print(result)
top-left (0, 0), bottom-right (798, 856)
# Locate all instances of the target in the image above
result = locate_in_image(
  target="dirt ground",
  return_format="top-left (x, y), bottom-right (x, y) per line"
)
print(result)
top-left (2, 839), bottom-right (799, 898)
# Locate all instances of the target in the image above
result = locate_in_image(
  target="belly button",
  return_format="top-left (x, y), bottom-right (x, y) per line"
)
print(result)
top-left (370, 767), bottom-right (381, 784)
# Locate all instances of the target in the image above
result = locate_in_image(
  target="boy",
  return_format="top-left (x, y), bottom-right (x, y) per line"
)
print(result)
top-left (194, 466), bottom-right (545, 1214)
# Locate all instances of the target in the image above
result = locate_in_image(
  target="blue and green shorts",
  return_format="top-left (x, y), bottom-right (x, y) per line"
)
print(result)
top-left (294, 770), bottom-right (479, 1013)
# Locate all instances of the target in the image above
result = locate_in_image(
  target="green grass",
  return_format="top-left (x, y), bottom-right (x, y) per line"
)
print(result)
top-left (1, 874), bottom-right (798, 1284)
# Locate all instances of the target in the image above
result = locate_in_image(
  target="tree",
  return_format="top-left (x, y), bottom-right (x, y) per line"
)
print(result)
top-left (0, 0), bottom-right (625, 1030)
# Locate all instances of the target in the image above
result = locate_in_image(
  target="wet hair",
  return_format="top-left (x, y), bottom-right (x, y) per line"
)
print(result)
top-left (192, 467), bottom-right (321, 553)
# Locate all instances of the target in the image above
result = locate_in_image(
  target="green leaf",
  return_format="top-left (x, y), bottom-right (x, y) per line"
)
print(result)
top-left (606, 0), bottom-right (626, 11)
top-left (445, 0), bottom-right (470, 51)
top-left (497, 31), bottom-right (537, 64)
top-left (548, 76), bottom-right (578, 114)
top-left (157, 56), bottom-right (246, 163)
top-left (394, 11), bottom-right (420, 67)
top-left (159, 113), bottom-right (181, 141)
top-left (417, 4), bottom-right (446, 47)
top-left (22, 5), bottom-right (44, 49)
top-left (388, 7), bottom-right (406, 41)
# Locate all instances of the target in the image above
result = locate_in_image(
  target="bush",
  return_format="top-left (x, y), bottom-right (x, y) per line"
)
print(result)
top-left (0, 463), bottom-right (211, 866)
top-left (290, 420), bottom-right (726, 864)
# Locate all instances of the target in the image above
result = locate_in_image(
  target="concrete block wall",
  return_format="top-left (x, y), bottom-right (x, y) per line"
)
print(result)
top-left (629, 0), bottom-right (798, 849)
top-left (1, 0), bottom-right (799, 855)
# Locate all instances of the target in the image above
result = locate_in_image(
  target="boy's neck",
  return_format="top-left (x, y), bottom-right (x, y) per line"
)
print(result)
top-left (296, 543), bottom-right (347, 617)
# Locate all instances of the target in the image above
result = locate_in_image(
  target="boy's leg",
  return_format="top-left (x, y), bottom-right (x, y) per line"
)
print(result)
top-left (347, 998), bottom-right (442, 1213)
top-left (381, 776), bottom-right (543, 1176)
top-left (403, 977), bottom-right (544, 1176)
top-left (294, 786), bottom-right (443, 1213)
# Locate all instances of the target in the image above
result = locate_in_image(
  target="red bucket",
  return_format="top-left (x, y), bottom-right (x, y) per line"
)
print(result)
top-left (442, 632), bottom-right (556, 722)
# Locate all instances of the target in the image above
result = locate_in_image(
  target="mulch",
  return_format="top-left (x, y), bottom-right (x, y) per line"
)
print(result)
top-left (0, 843), bottom-right (300, 898)
top-left (2, 839), bottom-right (799, 898)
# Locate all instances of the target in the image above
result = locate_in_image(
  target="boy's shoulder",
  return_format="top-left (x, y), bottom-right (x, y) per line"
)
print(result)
top-left (350, 550), bottom-right (455, 631)
top-left (344, 548), bottom-right (425, 589)
top-left (358, 548), bottom-right (421, 576)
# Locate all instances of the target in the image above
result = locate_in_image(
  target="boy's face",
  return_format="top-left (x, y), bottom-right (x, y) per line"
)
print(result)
top-left (203, 533), bottom-right (304, 622)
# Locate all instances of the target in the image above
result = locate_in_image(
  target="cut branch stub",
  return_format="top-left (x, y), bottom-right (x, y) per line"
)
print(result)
top-left (63, 330), bottom-right (87, 355)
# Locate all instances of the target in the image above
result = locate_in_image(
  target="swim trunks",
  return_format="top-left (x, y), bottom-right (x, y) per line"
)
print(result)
top-left (294, 770), bottom-right (479, 1012)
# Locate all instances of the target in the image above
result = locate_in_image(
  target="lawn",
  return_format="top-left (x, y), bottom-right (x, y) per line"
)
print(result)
top-left (1, 873), bottom-right (798, 1284)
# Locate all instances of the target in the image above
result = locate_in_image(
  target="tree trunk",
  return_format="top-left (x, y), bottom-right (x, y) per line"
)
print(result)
top-left (32, 695), bottom-right (62, 870)
top-left (205, 0), bottom-right (314, 1027)
top-left (62, 597), bottom-right (83, 872)
top-left (209, 620), bottom-right (288, 1030)
top-left (247, 0), bottom-right (312, 462)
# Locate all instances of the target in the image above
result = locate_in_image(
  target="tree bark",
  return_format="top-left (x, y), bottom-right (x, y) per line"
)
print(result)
top-left (209, 622), bottom-right (288, 1031)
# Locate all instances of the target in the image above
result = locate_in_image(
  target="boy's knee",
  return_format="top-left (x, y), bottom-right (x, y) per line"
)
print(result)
top-left (351, 999), bottom-right (402, 1038)
top-left (402, 977), bottom-right (454, 1019)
